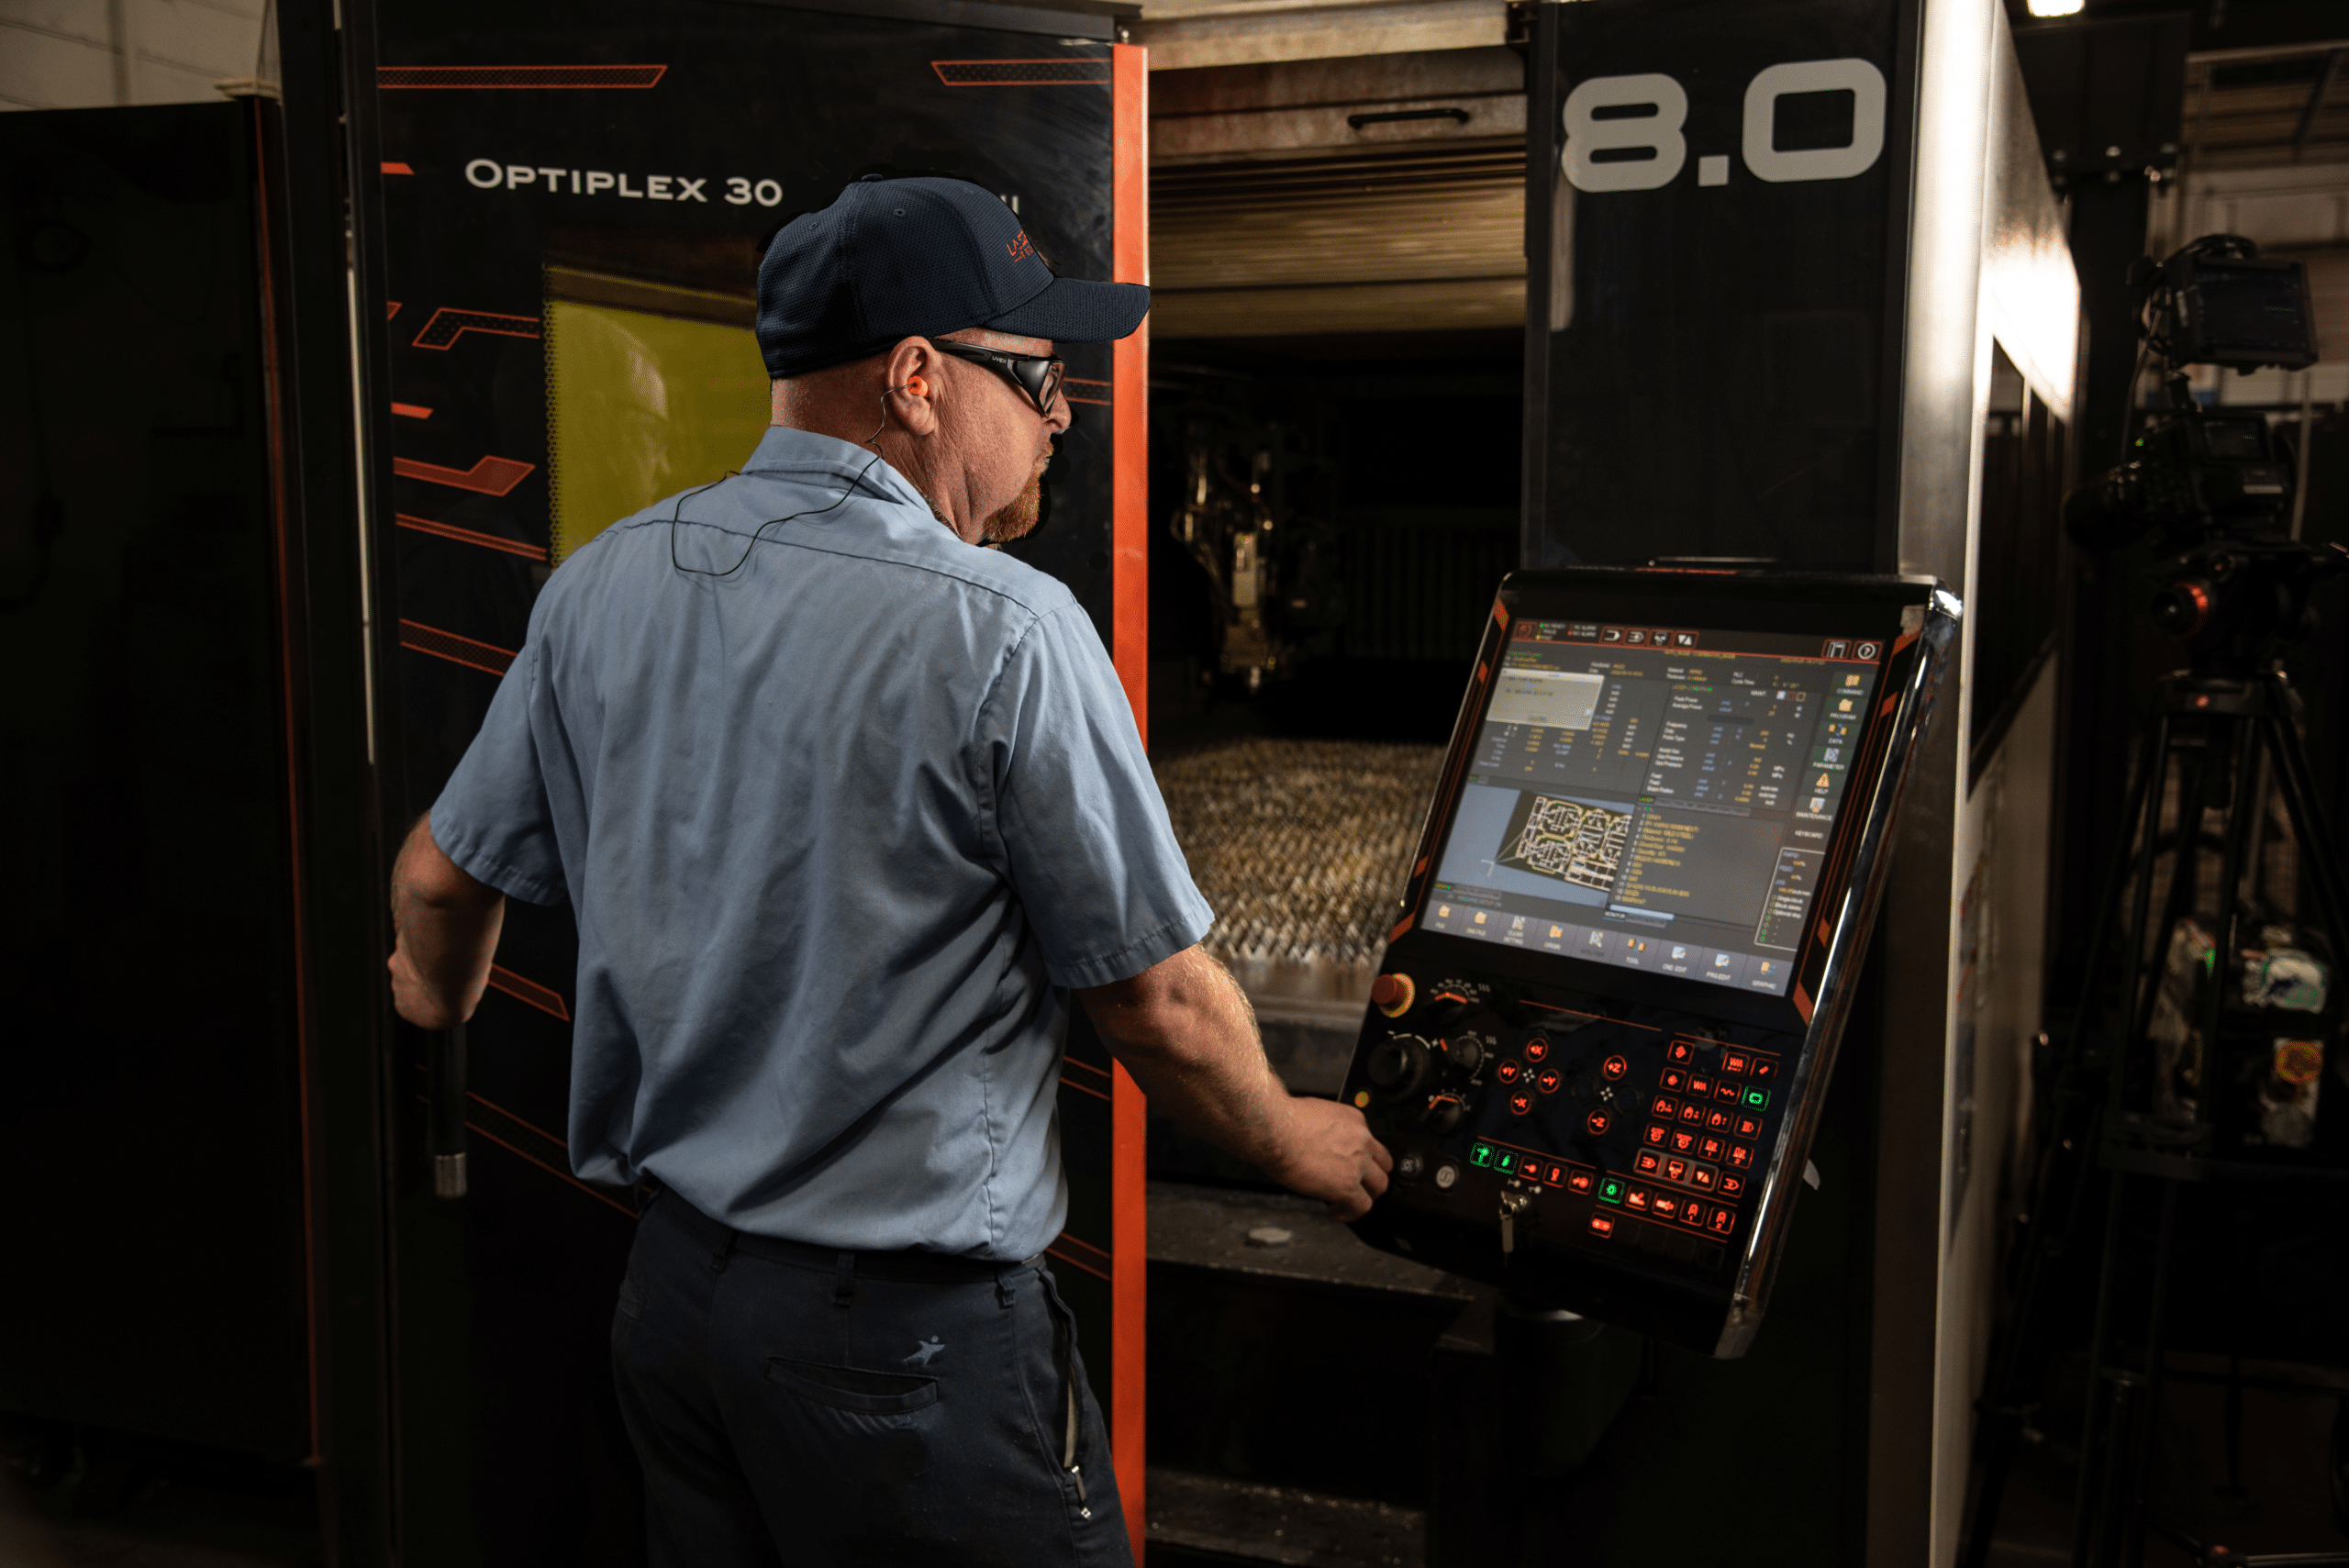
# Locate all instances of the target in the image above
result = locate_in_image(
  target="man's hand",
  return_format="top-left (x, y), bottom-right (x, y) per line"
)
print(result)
top-left (388, 813), bottom-right (506, 1029)
top-left (1075, 946), bottom-right (1392, 1220)
top-left (1262, 1095), bottom-right (1392, 1221)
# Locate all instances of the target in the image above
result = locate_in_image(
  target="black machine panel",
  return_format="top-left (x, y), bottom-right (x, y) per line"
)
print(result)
top-left (1344, 568), bottom-right (1956, 1355)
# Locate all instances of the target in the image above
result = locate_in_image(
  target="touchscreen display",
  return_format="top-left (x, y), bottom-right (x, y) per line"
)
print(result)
top-left (1420, 617), bottom-right (1886, 995)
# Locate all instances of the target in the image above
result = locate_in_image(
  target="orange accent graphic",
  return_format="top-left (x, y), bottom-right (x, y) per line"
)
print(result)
top-left (931, 58), bottom-right (1112, 86)
top-left (395, 512), bottom-right (548, 561)
top-left (1792, 983), bottom-right (1815, 1024)
top-left (398, 618), bottom-right (517, 676)
top-left (393, 453), bottom-right (535, 495)
top-left (411, 307), bottom-right (540, 350)
top-left (1066, 374), bottom-right (1110, 407)
top-left (1109, 50), bottom-right (1150, 1564)
top-left (391, 402), bottom-right (431, 419)
top-left (1007, 230), bottom-right (1037, 263)
top-left (463, 1118), bottom-right (636, 1217)
top-left (386, 301), bottom-right (400, 319)
top-left (377, 63), bottom-right (668, 89)
top-left (1059, 1072), bottom-right (1112, 1104)
top-left (1046, 1233), bottom-right (1113, 1281)
top-left (382, 161), bottom-right (413, 174)
top-left (486, 963), bottom-right (570, 1021)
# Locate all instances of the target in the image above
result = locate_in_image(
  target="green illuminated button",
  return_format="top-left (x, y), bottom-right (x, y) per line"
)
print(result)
top-left (1598, 1176), bottom-right (1626, 1205)
top-left (1743, 1087), bottom-right (1771, 1109)
top-left (1496, 1151), bottom-right (1518, 1173)
top-left (1470, 1142), bottom-right (1495, 1168)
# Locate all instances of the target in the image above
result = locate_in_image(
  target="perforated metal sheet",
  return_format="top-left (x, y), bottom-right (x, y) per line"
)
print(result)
top-left (1154, 739), bottom-right (1446, 968)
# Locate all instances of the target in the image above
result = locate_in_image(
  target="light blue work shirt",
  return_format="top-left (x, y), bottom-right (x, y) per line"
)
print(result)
top-left (429, 426), bottom-right (1212, 1259)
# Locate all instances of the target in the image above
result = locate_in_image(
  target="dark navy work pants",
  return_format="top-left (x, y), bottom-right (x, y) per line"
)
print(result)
top-left (611, 1189), bottom-right (1133, 1567)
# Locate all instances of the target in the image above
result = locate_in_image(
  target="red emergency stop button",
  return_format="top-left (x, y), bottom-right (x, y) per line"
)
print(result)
top-left (1371, 973), bottom-right (1415, 1018)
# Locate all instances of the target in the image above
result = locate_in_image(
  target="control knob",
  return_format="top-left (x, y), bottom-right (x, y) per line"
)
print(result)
top-left (1442, 1034), bottom-right (1485, 1077)
top-left (1365, 1035), bottom-right (1431, 1098)
top-left (1422, 1095), bottom-right (1465, 1135)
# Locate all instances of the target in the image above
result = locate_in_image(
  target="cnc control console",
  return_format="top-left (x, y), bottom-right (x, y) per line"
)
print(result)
top-left (1342, 568), bottom-right (1957, 1357)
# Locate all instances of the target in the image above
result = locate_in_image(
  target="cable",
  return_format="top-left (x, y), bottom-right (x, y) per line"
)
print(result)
top-left (667, 399), bottom-right (898, 580)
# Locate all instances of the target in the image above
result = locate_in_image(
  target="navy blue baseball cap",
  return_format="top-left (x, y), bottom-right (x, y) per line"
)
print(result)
top-left (755, 174), bottom-right (1149, 378)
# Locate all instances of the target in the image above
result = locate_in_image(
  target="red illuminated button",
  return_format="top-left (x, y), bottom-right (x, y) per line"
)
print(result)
top-left (1698, 1137), bottom-right (1724, 1162)
top-left (1691, 1164), bottom-right (1718, 1190)
top-left (1601, 1054), bottom-right (1627, 1080)
top-left (1588, 1213), bottom-right (1617, 1239)
top-left (1728, 1143), bottom-right (1754, 1168)
top-left (1670, 1129), bottom-right (1698, 1154)
top-left (1585, 1109), bottom-right (1611, 1136)
top-left (1718, 1173), bottom-right (1746, 1197)
top-left (1652, 1195), bottom-right (1681, 1221)
top-left (1643, 1124), bottom-right (1670, 1147)
top-left (1664, 1157), bottom-right (1689, 1183)
top-left (1721, 1052), bottom-right (1751, 1076)
top-left (1496, 1060), bottom-right (1522, 1084)
top-left (1706, 1108), bottom-right (1732, 1131)
top-left (1735, 1115), bottom-right (1764, 1139)
top-left (1542, 1162), bottom-right (1566, 1186)
top-left (1708, 1207), bottom-right (1737, 1237)
top-left (1667, 1040), bottom-right (1694, 1064)
top-left (1510, 1092), bottom-right (1535, 1118)
top-left (1652, 1095), bottom-right (1679, 1118)
top-left (1635, 1151), bottom-right (1662, 1174)
top-left (1567, 1170), bottom-right (1595, 1194)
top-left (1752, 1058), bottom-right (1778, 1082)
top-left (1523, 1037), bottom-right (1550, 1063)
top-left (1716, 1080), bottom-right (1744, 1101)
top-left (1624, 1186), bottom-right (1651, 1212)
top-left (1537, 1068), bottom-right (1564, 1095)
top-left (1679, 1102), bottom-right (1706, 1125)
top-left (1661, 1069), bottom-right (1688, 1093)
top-left (1688, 1075), bottom-right (1713, 1098)
top-left (1680, 1200), bottom-right (1710, 1229)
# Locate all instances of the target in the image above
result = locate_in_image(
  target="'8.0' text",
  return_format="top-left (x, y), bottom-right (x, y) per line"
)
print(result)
top-left (1562, 59), bottom-right (1887, 193)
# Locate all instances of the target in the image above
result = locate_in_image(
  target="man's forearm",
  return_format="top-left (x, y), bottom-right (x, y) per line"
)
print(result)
top-left (1076, 946), bottom-right (1391, 1221)
top-left (388, 813), bottom-right (506, 1029)
top-left (1076, 947), bottom-right (1296, 1173)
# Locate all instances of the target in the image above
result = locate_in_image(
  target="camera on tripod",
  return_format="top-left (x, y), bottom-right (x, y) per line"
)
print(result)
top-left (2062, 235), bottom-right (2342, 673)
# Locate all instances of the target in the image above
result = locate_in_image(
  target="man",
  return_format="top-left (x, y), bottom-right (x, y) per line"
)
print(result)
top-left (386, 173), bottom-right (1389, 1566)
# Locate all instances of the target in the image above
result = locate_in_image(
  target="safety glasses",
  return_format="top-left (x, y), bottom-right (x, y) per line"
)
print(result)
top-left (931, 340), bottom-right (1066, 418)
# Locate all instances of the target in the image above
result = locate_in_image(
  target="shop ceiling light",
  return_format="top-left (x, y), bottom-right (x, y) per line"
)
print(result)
top-left (2027, 0), bottom-right (2085, 17)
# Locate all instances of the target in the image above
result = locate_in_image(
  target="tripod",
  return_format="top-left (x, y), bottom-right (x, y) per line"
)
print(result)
top-left (1957, 664), bottom-right (2349, 1568)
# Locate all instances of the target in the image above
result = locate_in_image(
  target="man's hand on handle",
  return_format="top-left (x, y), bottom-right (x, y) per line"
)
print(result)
top-left (1075, 945), bottom-right (1392, 1220)
top-left (387, 813), bottom-right (506, 1030)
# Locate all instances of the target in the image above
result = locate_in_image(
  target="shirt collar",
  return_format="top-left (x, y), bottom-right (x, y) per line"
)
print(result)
top-left (740, 425), bottom-right (935, 518)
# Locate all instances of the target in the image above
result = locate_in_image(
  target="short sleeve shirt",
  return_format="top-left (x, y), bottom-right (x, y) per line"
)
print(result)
top-left (429, 426), bottom-right (1212, 1259)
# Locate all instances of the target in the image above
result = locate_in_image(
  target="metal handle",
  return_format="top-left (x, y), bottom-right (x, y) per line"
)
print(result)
top-left (427, 1022), bottom-right (468, 1199)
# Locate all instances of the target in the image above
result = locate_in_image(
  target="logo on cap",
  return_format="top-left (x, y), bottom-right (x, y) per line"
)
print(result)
top-left (1007, 231), bottom-right (1036, 263)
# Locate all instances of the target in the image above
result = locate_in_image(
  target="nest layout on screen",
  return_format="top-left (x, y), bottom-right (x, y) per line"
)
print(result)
top-left (1420, 619), bottom-right (1885, 995)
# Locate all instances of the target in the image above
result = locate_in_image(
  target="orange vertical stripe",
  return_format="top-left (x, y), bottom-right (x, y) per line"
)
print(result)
top-left (1108, 40), bottom-right (1149, 1564)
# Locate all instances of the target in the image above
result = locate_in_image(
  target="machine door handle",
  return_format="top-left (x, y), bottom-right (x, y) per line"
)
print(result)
top-left (427, 1023), bottom-right (469, 1199)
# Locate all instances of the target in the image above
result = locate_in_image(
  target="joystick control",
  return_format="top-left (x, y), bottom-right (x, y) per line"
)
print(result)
top-left (1365, 1036), bottom-right (1431, 1098)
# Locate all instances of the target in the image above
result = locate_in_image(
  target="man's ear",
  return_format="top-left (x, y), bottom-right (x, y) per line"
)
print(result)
top-left (882, 337), bottom-right (941, 436)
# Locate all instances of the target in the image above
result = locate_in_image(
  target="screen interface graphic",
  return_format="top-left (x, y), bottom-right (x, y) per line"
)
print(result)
top-left (1422, 618), bottom-right (1885, 995)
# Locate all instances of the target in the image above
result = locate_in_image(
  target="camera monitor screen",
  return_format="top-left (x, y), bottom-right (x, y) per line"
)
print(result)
top-left (1417, 617), bottom-right (1885, 996)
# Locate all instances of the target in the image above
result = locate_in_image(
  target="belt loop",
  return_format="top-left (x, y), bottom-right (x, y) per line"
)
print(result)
top-left (996, 1266), bottom-right (1016, 1310)
top-left (832, 1251), bottom-right (855, 1310)
top-left (710, 1227), bottom-right (738, 1274)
